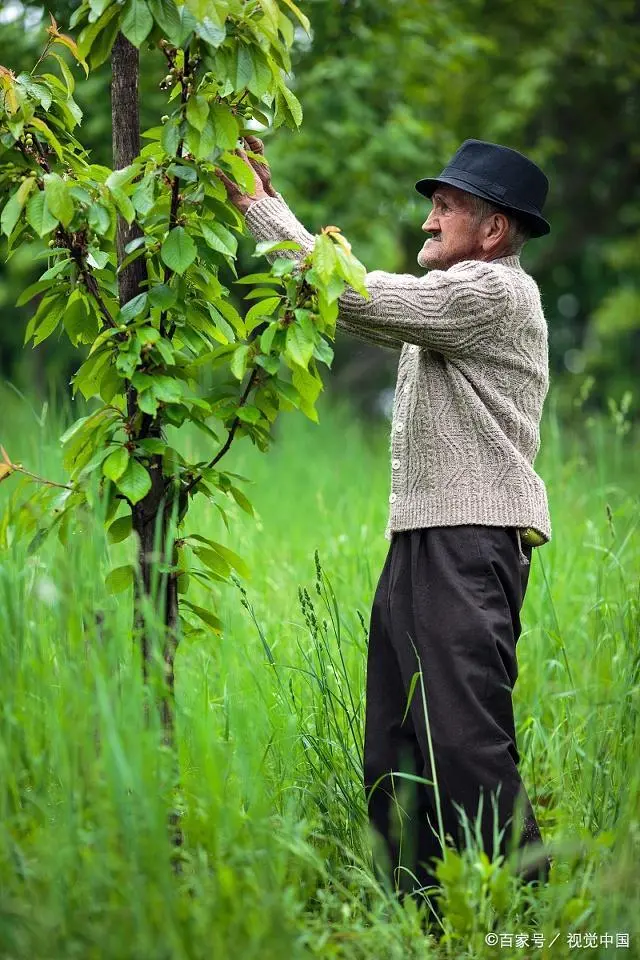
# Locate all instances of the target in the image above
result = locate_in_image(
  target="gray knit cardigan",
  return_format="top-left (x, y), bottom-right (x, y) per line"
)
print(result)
top-left (245, 195), bottom-right (552, 546)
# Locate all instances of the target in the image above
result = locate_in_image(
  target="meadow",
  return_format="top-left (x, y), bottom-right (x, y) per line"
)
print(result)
top-left (0, 386), bottom-right (638, 960)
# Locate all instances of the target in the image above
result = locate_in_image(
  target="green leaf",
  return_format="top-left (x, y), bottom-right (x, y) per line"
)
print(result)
top-left (44, 174), bottom-right (74, 228)
top-left (182, 601), bottom-right (222, 632)
top-left (40, 259), bottom-right (73, 281)
top-left (28, 295), bottom-right (65, 346)
top-left (87, 202), bottom-right (112, 234)
top-left (187, 120), bottom-right (216, 160)
top-left (208, 541), bottom-right (251, 579)
top-left (149, 284), bottom-right (177, 309)
top-left (148, 0), bottom-right (181, 40)
top-left (119, 292), bottom-right (148, 323)
top-left (210, 103), bottom-right (239, 150)
top-left (166, 3), bottom-right (197, 44)
top-left (254, 239), bottom-right (301, 257)
top-left (312, 233), bottom-right (338, 285)
top-left (73, 349), bottom-right (112, 400)
top-left (161, 226), bottom-right (197, 275)
top-left (230, 344), bottom-right (250, 380)
top-left (116, 458), bottom-right (152, 505)
top-left (105, 165), bottom-right (138, 192)
top-left (138, 391), bottom-right (159, 416)
top-left (285, 324), bottom-right (315, 369)
top-left (223, 152), bottom-right (257, 195)
top-left (314, 336), bottom-right (334, 367)
top-left (151, 375), bottom-right (183, 403)
top-left (214, 298), bottom-right (245, 335)
top-left (16, 279), bottom-right (53, 307)
top-left (107, 514), bottom-right (133, 543)
top-left (235, 272), bottom-right (281, 285)
top-left (244, 287), bottom-right (283, 301)
top-left (47, 51), bottom-right (76, 95)
top-left (1, 194), bottom-right (23, 237)
top-left (167, 163), bottom-right (198, 183)
top-left (137, 438), bottom-right (166, 455)
top-left (186, 94), bottom-right (209, 132)
top-left (194, 547), bottom-right (231, 579)
top-left (106, 564), bottom-right (135, 594)
top-left (275, 83), bottom-right (303, 129)
top-left (87, 248), bottom-right (111, 270)
top-left (121, 0), bottom-right (154, 45)
top-left (194, 16), bottom-right (226, 47)
top-left (335, 246), bottom-right (369, 298)
top-left (78, 4), bottom-right (119, 59)
top-left (230, 485), bottom-right (254, 515)
top-left (280, 0), bottom-right (311, 32)
top-left (245, 297), bottom-right (281, 332)
top-left (26, 192), bottom-right (58, 237)
top-left (109, 186), bottom-right (135, 224)
top-left (201, 220), bottom-right (237, 258)
top-left (292, 364), bottom-right (322, 406)
top-left (2, 178), bottom-right (35, 236)
top-left (132, 176), bottom-right (155, 215)
top-left (259, 323), bottom-right (277, 354)
top-left (103, 447), bottom-right (130, 482)
top-left (63, 294), bottom-right (96, 346)
top-left (233, 43), bottom-right (255, 91)
top-left (31, 118), bottom-right (63, 160)
top-left (236, 405), bottom-right (261, 424)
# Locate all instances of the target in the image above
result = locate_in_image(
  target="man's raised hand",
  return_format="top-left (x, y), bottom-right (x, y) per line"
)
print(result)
top-left (244, 135), bottom-right (278, 198)
top-left (216, 136), bottom-right (278, 215)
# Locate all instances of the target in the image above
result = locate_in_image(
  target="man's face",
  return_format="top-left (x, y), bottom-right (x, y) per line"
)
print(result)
top-left (417, 185), bottom-right (485, 270)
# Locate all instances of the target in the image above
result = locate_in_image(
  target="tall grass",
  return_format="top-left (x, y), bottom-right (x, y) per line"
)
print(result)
top-left (0, 386), bottom-right (638, 959)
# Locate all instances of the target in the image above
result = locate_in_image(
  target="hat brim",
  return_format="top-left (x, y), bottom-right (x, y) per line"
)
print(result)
top-left (415, 174), bottom-right (550, 238)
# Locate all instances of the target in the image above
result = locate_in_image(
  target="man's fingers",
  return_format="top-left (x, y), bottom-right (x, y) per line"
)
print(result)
top-left (240, 139), bottom-right (273, 192)
top-left (214, 168), bottom-right (238, 194)
top-left (244, 134), bottom-right (265, 155)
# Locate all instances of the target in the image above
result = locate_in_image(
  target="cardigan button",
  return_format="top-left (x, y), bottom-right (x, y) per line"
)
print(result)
top-left (395, 421), bottom-right (404, 432)
top-left (392, 459), bottom-right (400, 469)
top-left (389, 493), bottom-right (397, 504)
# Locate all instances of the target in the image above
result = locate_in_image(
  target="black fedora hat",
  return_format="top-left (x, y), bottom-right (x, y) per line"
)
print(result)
top-left (415, 139), bottom-right (550, 238)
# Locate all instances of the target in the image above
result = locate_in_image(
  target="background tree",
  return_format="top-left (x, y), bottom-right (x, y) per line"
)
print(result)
top-left (1, 0), bottom-right (638, 406)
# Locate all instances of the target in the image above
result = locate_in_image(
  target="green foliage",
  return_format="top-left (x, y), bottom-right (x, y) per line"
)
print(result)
top-left (265, 0), bottom-right (640, 402)
top-left (0, 400), bottom-right (639, 956)
top-left (0, 3), bottom-right (370, 644)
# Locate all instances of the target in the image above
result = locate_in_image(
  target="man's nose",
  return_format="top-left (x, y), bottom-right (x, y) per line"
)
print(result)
top-left (423, 210), bottom-right (438, 232)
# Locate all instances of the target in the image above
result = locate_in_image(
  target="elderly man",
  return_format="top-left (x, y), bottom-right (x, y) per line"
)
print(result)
top-left (219, 137), bottom-right (553, 901)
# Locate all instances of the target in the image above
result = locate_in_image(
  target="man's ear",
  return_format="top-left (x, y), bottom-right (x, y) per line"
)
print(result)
top-left (481, 212), bottom-right (510, 252)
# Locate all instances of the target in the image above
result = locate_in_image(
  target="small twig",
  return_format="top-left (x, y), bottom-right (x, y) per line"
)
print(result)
top-left (182, 367), bottom-right (259, 497)
top-left (0, 445), bottom-right (73, 490)
top-left (30, 38), bottom-right (54, 77)
top-left (79, 265), bottom-right (117, 329)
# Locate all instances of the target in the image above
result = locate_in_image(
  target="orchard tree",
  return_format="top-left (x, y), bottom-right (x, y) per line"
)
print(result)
top-left (0, 0), bottom-right (368, 734)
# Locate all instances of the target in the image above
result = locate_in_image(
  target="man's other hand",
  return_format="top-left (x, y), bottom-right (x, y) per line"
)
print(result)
top-left (216, 135), bottom-right (278, 214)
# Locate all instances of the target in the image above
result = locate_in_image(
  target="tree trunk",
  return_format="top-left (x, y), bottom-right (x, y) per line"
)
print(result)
top-left (111, 34), bottom-right (179, 735)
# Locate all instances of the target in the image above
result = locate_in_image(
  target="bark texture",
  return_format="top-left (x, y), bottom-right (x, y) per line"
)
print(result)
top-left (111, 34), bottom-right (179, 731)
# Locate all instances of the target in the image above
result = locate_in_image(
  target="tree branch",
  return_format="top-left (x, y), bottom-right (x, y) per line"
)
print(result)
top-left (0, 446), bottom-right (73, 490)
top-left (161, 48), bottom-right (190, 340)
top-left (182, 367), bottom-right (260, 497)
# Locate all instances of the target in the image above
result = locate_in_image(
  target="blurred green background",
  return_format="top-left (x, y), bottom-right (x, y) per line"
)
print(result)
top-left (1, 0), bottom-right (638, 419)
top-left (2, 5), bottom-right (640, 956)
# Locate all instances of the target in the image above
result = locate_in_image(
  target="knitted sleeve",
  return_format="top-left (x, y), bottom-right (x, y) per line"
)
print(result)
top-left (245, 195), bottom-right (403, 351)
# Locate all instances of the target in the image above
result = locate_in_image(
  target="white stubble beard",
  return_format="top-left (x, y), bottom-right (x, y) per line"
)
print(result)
top-left (417, 239), bottom-right (440, 270)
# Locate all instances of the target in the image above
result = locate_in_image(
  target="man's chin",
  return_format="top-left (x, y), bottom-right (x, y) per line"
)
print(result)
top-left (417, 247), bottom-right (444, 270)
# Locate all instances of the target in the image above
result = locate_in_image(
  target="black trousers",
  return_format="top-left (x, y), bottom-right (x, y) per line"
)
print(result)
top-left (363, 525), bottom-right (550, 894)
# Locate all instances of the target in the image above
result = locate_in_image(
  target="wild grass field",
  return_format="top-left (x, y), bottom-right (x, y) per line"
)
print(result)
top-left (0, 386), bottom-right (638, 960)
